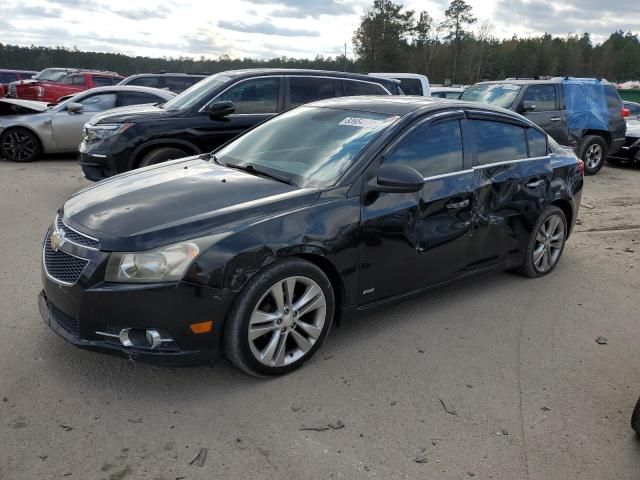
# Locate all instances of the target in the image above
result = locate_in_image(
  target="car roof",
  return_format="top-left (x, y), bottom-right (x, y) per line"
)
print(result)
top-left (306, 96), bottom-right (522, 117)
top-left (125, 72), bottom-right (208, 78)
top-left (74, 85), bottom-right (176, 98)
top-left (475, 77), bottom-right (615, 86)
top-left (219, 68), bottom-right (398, 85)
top-left (0, 69), bottom-right (38, 74)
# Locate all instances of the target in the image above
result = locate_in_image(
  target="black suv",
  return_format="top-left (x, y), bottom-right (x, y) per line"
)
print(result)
top-left (461, 77), bottom-right (628, 174)
top-left (80, 69), bottom-right (402, 181)
top-left (118, 72), bottom-right (207, 94)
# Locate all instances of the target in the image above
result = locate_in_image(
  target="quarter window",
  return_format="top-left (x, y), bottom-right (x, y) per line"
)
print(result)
top-left (473, 120), bottom-right (528, 165)
top-left (527, 128), bottom-right (548, 157)
top-left (343, 80), bottom-right (387, 96)
top-left (217, 77), bottom-right (280, 114)
top-left (289, 77), bottom-right (335, 107)
top-left (397, 78), bottom-right (423, 96)
top-left (522, 85), bottom-right (556, 111)
top-left (385, 120), bottom-right (464, 177)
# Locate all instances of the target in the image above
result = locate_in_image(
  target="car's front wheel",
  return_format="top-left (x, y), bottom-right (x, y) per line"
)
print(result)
top-left (138, 147), bottom-right (188, 168)
top-left (0, 128), bottom-right (42, 162)
top-left (223, 258), bottom-right (335, 376)
top-left (517, 205), bottom-right (567, 278)
top-left (580, 135), bottom-right (607, 175)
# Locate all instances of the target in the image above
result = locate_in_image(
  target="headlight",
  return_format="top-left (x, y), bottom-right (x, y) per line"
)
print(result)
top-left (84, 123), bottom-right (132, 144)
top-left (105, 234), bottom-right (229, 283)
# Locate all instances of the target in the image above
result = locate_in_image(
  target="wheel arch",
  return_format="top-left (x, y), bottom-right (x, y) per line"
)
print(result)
top-left (581, 130), bottom-right (610, 148)
top-left (0, 125), bottom-right (45, 152)
top-left (130, 139), bottom-right (201, 169)
top-left (551, 198), bottom-right (573, 236)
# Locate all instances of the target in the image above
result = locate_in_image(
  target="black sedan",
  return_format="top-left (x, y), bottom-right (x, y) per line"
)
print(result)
top-left (608, 120), bottom-right (640, 166)
top-left (40, 97), bottom-right (584, 376)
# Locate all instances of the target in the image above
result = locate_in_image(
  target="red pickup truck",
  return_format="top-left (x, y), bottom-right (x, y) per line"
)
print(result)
top-left (9, 69), bottom-right (123, 103)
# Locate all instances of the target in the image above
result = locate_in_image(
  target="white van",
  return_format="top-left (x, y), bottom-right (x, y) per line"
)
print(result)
top-left (368, 73), bottom-right (431, 97)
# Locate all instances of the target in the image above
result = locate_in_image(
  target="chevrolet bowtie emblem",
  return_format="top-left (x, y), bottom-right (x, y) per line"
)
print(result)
top-left (50, 230), bottom-right (65, 252)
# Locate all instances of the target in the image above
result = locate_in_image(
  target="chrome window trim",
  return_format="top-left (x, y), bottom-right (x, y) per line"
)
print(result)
top-left (199, 75), bottom-right (282, 113)
top-left (55, 214), bottom-right (100, 251)
top-left (423, 168), bottom-right (473, 181)
top-left (472, 155), bottom-right (550, 170)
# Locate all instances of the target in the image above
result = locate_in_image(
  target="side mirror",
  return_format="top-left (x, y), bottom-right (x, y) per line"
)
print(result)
top-left (67, 102), bottom-right (84, 114)
top-left (521, 100), bottom-right (536, 112)
top-left (208, 101), bottom-right (235, 118)
top-left (372, 164), bottom-right (424, 193)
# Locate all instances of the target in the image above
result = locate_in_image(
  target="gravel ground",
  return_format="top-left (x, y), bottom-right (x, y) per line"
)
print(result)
top-left (0, 158), bottom-right (639, 480)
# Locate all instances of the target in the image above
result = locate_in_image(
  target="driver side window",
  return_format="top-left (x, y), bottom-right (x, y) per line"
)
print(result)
top-left (77, 93), bottom-right (117, 112)
top-left (384, 120), bottom-right (464, 178)
top-left (217, 77), bottom-right (280, 114)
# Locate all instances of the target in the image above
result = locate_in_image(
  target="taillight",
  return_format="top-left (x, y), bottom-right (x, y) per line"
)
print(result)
top-left (577, 159), bottom-right (585, 176)
top-left (621, 108), bottom-right (630, 118)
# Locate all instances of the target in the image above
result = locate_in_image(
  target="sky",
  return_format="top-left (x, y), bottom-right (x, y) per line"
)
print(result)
top-left (1, 0), bottom-right (639, 60)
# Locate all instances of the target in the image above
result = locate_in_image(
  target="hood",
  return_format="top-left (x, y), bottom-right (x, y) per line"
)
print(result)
top-left (0, 98), bottom-right (49, 115)
top-left (89, 103), bottom-right (169, 125)
top-left (62, 157), bottom-right (318, 251)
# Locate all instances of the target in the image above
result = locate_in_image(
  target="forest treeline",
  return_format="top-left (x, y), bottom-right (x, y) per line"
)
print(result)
top-left (1, 0), bottom-right (639, 83)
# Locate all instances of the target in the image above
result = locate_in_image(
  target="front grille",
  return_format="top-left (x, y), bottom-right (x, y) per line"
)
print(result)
top-left (48, 301), bottom-right (79, 336)
top-left (43, 239), bottom-right (89, 284)
top-left (56, 216), bottom-right (99, 249)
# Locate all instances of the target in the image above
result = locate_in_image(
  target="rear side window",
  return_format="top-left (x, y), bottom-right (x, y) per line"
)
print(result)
top-left (165, 76), bottom-right (193, 93)
top-left (78, 92), bottom-right (117, 112)
top-left (385, 120), bottom-right (464, 177)
top-left (473, 120), bottom-right (528, 165)
top-left (63, 75), bottom-right (86, 86)
top-left (93, 76), bottom-right (119, 87)
top-left (127, 76), bottom-right (163, 89)
top-left (217, 77), bottom-right (280, 114)
top-left (119, 91), bottom-right (163, 106)
top-left (398, 78), bottom-right (422, 95)
top-left (604, 85), bottom-right (622, 109)
top-left (343, 80), bottom-right (387, 96)
top-left (522, 85), bottom-right (556, 111)
top-left (527, 128), bottom-right (548, 157)
top-left (288, 77), bottom-right (335, 107)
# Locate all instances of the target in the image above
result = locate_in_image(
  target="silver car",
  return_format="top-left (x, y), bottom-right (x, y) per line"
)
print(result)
top-left (0, 86), bottom-right (175, 162)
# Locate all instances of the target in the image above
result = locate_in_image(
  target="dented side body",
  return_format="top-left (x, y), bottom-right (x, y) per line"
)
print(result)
top-left (40, 98), bottom-right (583, 365)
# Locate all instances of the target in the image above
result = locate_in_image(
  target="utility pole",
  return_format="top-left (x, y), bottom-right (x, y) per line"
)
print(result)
top-left (344, 42), bottom-right (347, 72)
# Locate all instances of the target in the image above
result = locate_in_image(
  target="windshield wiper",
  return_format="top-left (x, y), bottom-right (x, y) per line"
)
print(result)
top-left (225, 163), bottom-right (293, 186)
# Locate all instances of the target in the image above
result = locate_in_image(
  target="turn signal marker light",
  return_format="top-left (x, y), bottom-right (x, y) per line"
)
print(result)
top-left (190, 321), bottom-right (213, 334)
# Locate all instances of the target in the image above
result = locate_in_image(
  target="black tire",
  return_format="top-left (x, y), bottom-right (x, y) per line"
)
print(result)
top-left (632, 397), bottom-right (640, 436)
top-left (579, 135), bottom-right (607, 175)
top-left (516, 205), bottom-right (567, 278)
top-left (138, 147), bottom-right (188, 168)
top-left (0, 128), bottom-right (42, 162)
top-left (223, 258), bottom-right (335, 377)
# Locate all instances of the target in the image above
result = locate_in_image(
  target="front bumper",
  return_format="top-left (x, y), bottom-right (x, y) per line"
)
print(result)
top-left (40, 266), bottom-right (235, 366)
top-left (79, 149), bottom-right (112, 181)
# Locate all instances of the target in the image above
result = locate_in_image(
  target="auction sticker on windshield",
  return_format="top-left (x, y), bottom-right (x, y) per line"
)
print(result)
top-left (339, 117), bottom-right (389, 128)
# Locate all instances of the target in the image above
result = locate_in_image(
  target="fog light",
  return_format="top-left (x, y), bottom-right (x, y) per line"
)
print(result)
top-left (190, 321), bottom-right (213, 334)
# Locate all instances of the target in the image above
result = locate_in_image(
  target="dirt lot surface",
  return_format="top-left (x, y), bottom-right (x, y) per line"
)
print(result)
top-left (1, 158), bottom-right (639, 480)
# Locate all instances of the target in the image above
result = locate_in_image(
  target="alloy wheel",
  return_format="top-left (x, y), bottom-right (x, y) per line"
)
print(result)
top-left (533, 214), bottom-right (565, 273)
top-left (248, 276), bottom-right (326, 368)
top-left (1, 131), bottom-right (35, 161)
top-left (584, 143), bottom-right (603, 170)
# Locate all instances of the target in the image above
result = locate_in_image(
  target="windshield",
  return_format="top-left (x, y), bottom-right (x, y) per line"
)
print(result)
top-left (162, 73), bottom-right (230, 111)
top-left (460, 83), bottom-right (522, 108)
top-left (216, 106), bottom-right (398, 187)
top-left (35, 69), bottom-right (69, 82)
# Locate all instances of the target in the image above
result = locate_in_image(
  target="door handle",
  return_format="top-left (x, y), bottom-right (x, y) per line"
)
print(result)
top-left (550, 117), bottom-right (562, 122)
top-left (526, 179), bottom-right (544, 188)
top-left (446, 199), bottom-right (470, 211)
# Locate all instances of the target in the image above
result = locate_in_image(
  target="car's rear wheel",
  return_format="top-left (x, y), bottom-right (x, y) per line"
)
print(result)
top-left (580, 135), bottom-right (607, 175)
top-left (223, 258), bottom-right (335, 376)
top-left (516, 205), bottom-right (567, 278)
top-left (0, 128), bottom-right (42, 162)
top-left (138, 147), bottom-right (188, 168)
top-left (631, 397), bottom-right (640, 436)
